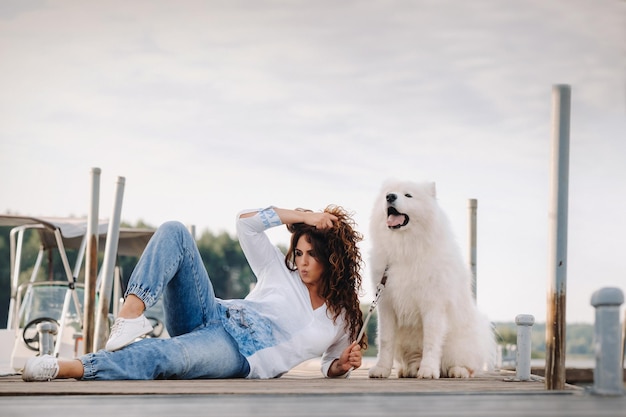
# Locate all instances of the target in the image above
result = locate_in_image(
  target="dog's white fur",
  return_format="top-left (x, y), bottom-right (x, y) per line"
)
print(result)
top-left (368, 179), bottom-right (495, 379)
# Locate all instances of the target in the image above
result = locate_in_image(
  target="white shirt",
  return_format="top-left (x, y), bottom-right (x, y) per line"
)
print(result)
top-left (219, 207), bottom-right (350, 379)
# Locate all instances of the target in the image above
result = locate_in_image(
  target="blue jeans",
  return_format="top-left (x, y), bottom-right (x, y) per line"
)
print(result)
top-left (80, 221), bottom-right (250, 380)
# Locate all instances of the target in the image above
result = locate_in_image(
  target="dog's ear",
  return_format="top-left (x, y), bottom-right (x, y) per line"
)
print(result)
top-left (429, 182), bottom-right (437, 197)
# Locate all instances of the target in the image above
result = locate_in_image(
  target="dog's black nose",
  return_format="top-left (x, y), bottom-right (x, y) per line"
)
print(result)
top-left (386, 193), bottom-right (397, 203)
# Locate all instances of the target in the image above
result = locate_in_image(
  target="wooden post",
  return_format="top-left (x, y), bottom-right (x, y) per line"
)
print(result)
top-left (83, 167), bottom-right (101, 354)
top-left (545, 84), bottom-right (571, 390)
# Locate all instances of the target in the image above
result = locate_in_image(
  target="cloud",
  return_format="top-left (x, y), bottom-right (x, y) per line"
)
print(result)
top-left (0, 0), bottom-right (624, 324)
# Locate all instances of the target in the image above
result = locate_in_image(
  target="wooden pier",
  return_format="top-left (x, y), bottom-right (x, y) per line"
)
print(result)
top-left (1, 360), bottom-right (625, 417)
top-left (0, 362), bottom-right (579, 396)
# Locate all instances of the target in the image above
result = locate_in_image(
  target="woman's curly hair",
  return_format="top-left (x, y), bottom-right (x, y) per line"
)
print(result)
top-left (284, 205), bottom-right (367, 349)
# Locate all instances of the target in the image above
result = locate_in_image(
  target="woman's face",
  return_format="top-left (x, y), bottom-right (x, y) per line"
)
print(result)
top-left (294, 235), bottom-right (324, 289)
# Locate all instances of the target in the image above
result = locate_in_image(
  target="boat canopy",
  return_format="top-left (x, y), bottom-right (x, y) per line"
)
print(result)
top-left (0, 215), bottom-right (154, 257)
top-left (1, 214), bottom-right (156, 333)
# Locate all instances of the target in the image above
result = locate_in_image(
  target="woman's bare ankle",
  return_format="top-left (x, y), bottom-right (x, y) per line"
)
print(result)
top-left (117, 294), bottom-right (145, 319)
top-left (57, 359), bottom-right (84, 379)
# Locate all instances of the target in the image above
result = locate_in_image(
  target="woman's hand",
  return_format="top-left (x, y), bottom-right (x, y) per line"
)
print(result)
top-left (275, 208), bottom-right (338, 230)
top-left (328, 342), bottom-right (362, 377)
top-left (305, 212), bottom-right (338, 230)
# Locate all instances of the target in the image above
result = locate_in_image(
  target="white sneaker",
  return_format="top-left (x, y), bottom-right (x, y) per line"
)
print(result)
top-left (22, 354), bottom-right (59, 382)
top-left (105, 314), bottom-right (154, 351)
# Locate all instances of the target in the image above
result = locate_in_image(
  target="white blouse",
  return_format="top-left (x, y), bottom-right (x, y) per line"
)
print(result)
top-left (219, 207), bottom-right (349, 379)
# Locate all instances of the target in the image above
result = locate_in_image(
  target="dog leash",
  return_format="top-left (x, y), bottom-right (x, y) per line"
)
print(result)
top-left (346, 267), bottom-right (388, 375)
top-left (356, 266), bottom-right (388, 344)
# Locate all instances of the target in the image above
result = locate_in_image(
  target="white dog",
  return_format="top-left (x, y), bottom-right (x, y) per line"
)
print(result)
top-left (368, 179), bottom-right (495, 379)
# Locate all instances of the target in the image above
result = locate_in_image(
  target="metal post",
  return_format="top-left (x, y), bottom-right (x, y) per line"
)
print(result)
top-left (83, 167), bottom-right (101, 354)
top-left (468, 199), bottom-right (477, 301)
top-left (545, 84), bottom-right (571, 390)
top-left (515, 314), bottom-right (535, 381)
top-left (7, 227), bottom-right (25, 329)
top-left (52, 228), bottom-right (84, 357)
top-left (622, 310), bottom-right (626, 368)
top-left (113, 266), bottom-right (122, 317)
top-left (591, 287), bottom-right (624, 396)
top-left (187, 224), bottom-right (196, 240)
top-left (94, 176), bottom-right (126, 351)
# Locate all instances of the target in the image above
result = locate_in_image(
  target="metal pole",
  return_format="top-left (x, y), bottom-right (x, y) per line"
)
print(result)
top-left (52, 228), bottom-right (84, 357)
top-left (113, 266), bottom-right (122, 317)
top-left (187, 224), bottom-right (196, 240)
top-left (468, 199), bottom-right (477, 301)
top-left (545, 84), bottom-right (571, 390)
top-left (94, 176), bottom-right (126, 351)
top-left (7, 227), bottom-right (25, 329)
top-left (83, 167), bottom-right (101, 354)
top-left (622, 310), bottom-right (626, 368)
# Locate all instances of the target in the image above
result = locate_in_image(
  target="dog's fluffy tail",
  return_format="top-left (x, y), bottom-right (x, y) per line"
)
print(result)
top-left (442, 311), bottom-right (497, 375)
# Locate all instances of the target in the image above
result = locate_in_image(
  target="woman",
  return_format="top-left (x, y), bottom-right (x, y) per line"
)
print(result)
top-left (22, 205), bottom-right (365, 381)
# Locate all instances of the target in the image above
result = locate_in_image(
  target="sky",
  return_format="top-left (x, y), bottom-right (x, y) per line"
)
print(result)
top-left (1, 0), bottom-right (624, 324)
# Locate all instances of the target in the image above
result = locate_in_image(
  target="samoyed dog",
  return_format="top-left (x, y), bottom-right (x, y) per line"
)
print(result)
top-left (367, 179), bottom-right (495, 379)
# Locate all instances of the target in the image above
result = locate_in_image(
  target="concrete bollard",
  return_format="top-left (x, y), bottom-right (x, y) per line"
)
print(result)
top-left (590, 287), bottom-right (624, 396)
top-left (515, 314), bottom-right (535, 381)
top-left (36, 321), bottom-right (58, 356)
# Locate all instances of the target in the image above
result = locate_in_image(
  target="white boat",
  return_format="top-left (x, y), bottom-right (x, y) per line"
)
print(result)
top-left (0, 215), bottom-right (155, 373)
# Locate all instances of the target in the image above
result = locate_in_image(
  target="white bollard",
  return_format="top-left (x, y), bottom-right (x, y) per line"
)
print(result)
top-left (591, 287), bottom-right (624, 396)
top-left (515, 314), bottom-right (535, 381)
top-left (37, 321), bottom-right (58, 356)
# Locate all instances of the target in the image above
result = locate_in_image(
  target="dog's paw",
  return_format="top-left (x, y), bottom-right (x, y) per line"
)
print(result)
top-left (417, 365), bottom-right (440, 379)
top-left (397, 363), bottom-right (419, 378)
top-left (446, 366), bottom-right (472, 378)
top-left (368, 365), bottom-right (392, 378)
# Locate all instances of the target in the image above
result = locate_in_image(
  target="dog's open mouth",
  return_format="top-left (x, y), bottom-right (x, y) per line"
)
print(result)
top-left (387, 206), bottom-right (409, 229)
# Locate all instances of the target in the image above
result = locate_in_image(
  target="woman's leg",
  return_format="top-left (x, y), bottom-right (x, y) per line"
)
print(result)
top-left (81, 323), bottom-right (250, 380)
top-left (24, 221), bottom-right (249, 382)
top-left (124, 221), bottom-right (219, 335)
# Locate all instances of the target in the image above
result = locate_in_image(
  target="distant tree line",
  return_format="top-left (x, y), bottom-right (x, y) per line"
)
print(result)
top-left (356, 315), bottom-right (595, 358)
top-left (494, 321), bottom-right (595, 358)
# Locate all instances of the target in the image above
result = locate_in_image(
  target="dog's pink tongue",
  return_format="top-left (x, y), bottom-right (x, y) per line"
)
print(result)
top-left (387, 214), bottom-right (405, 227)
